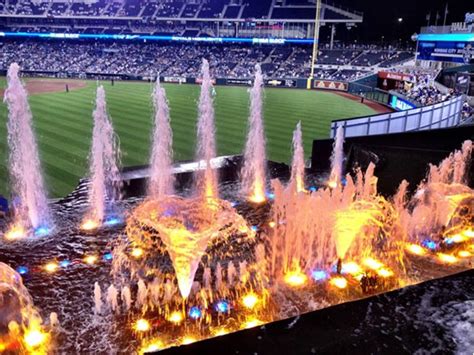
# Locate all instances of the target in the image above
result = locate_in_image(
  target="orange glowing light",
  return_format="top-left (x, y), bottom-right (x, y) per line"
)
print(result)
top-left (131, 248), bottom-right (144, 258)
top-left (268, 221), bottom-right (276, 228)
top-left (24, 328), bottom-right (47, 349)
top-left (242, 293), bottom-right (259, 309)
top-left (463, 229), bottom-right (474, 238)
top-left (377, 268), bottom-right (394, 278)
top-left (81, 219), bottom-right (99, 231)
top-left (437, 253), bottom-right (458, 264)
top-left (134, 319), bottom-right (150, 332)
top-left (168, 311), bottom-right (184, 324)
top-left (84, 255), bottom-right (98, 265)
top-left (327, 180), bottom-right (337, 189)
top-left (44, 262), bottom-right (58, 273)
top-left (329, 276), bottom-right (348, 289)
top-left (342, 261), bottom-right (362, 275)
top-left (406, 244), bottom-right (427, 256)
top-left (458, 250), bottom-right (472, 258)
top-left (181, 337), bottom-right (197, 345)
top-left (140, 340), bottom-right (164, 354)
top-left (5, 225), bottom-right (26, 240)
top-left (213, 328), bottom-right (229, 337)
top-left (284, 271), bottom-right (307, 287)
top-left (448, 234), bottom-right (468, 243)
top-left (362, 257), bottom-right (383, 270)
top-left (242, 318), bottom-right (263, 329)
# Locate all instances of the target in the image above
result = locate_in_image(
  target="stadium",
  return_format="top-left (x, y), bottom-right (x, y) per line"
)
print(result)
top-left (0, 0), bottom-right (473, 354)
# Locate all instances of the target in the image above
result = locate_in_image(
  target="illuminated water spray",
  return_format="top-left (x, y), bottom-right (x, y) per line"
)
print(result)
top-left (194, 59), bottom-right (218, 200)
top-left (328, 125), bottom-right (344, 188)
top-left (148, 78), bottom-right (174, 199)
top-left (83, 86), bottom-right (121, 229)
top-left (290, 121), bottom-right (305, 193)
top-left (4, 63), bottom-right (52, 234)
top-left (241, 64), bottom-right (267, 203)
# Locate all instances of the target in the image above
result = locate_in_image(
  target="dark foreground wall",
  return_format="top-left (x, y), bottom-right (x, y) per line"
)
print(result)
top-left (157, 269), bottom-right (474, 355)
top-left (311, 125), bottom-right (474, 195)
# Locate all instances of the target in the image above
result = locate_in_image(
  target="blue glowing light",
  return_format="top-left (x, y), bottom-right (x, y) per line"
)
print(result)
top-left (422, 239), bottom-right (437, 250)
top-left (311, 270), bottom-right (328, 281)
top-left (443, 237), bottom-right (454, 245)
top-left (188, 306), bottom-right (202, 319)
top-left (230, 201), bottom-right (238, 207)
top-left (215, 301), bottom-right (230, 313)
top-left (103, 252), bottom-right (113, 261)
top-left (16, 266), bottom-right (28, 275)
top-left (34, 226), bottom-right (50, 237)
top-left (341, 178), bottom-right (347, 187)
top-left (60, 260), bottom-right (71, 268)
top-left (251, 225), bottom-right (258, 232)
top-left (266, 192), bottom-right (275, 200)
top-left (104, 216), bottom-right (121, 227)
top-left (309, 186), bottom-right (318, 192)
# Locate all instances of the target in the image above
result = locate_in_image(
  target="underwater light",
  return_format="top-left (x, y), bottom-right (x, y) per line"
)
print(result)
top-left (329, 276), bottom-right (348, 289)
top-left (34, 226), bottom-right (51, 237)
top-left (5, 225), bottom-right (26, 240)
top-left (284, 270), bottom-right (308, 286)
top-left (215, 301), bottom-right (230, 313)
top-left (241, 293), bottom-right (259, 309)
top-left (422, 239), bottom-right (437, 250)
top-left (24, 328), bottom-right (47, 349)
top-left (59, 260), bottom-right (71, 268)
top-left (16, 266), bottom-right (28, 275)
top-left (311, 270), bottom-right (328, 282)
top-left (44, 262), bottom-right (58, 273)
top-left (81, 219), bottom-right (99, 231)
top-left (168, 311), bottom-right (184, 324)
top-left (406, 244), bottom-right (427, 256)
top-left (104, 216), bottom-right (121, 227)
top-left (134, 319), bottom-right (150, 332)
top-left (188, 307), bottom-right (202, 319)
top-left (103, 252), bottom-right (113, 261)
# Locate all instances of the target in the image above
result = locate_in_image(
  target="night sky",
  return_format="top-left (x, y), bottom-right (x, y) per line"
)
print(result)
top-left (320, 0), bottom-right (473, 44)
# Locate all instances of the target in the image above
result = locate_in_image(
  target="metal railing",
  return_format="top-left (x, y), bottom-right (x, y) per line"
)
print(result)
top-left (330, 95), bottom-right (464, 138)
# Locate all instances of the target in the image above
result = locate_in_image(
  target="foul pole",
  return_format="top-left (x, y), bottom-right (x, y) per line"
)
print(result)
top-left (307, 0), bottom-right (322, 89)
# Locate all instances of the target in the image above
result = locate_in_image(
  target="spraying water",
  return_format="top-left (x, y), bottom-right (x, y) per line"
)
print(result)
top-left (84, 86), bottom-right (121, 226)
top-left (4, 63), bottom-right (51, 231)
top-left (148, 78), bottom-right (174, 199)
top-left (194, 59), bottom-right (218, 200)
top-left (241, 64), bottom-right (267, 203)
top-left (328, 125), bottom-right (345, 188)
top-left (290, 121), bottom-right (305, 193)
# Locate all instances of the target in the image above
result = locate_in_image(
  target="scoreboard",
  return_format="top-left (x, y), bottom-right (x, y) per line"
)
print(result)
top-left (417, 33), bottom-right (474, 64)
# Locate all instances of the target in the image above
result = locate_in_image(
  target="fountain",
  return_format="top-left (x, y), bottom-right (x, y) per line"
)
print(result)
top-left (0, 62), bottom-right (472, 353)
top-left (289, 121), bottom-right (305, 193)
top-left (0, 262), bottom-right (48, 353)
top-left (194, 59), bottom-right (218, 200)
top-left (3, 63), bottom-right (52, 238)
top-left (241, 64), bottom-right (267, 203)
top-left (328, 125), bottom-right (344, 188)
top-left (148, 78), bottom-right (174, 199)
top-left (82, 86), bottom-right (121, 230)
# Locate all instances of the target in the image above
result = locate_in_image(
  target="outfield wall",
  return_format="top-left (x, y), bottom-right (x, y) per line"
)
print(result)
top-left (329, 95), bottom-right (464, 138)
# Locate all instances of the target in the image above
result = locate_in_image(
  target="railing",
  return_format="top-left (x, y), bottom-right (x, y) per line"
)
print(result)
top-left (330, 95), bottom-right (464, 138)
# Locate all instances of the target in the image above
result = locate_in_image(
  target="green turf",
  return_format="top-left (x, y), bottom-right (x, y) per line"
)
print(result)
top-left (0, 78), bottom-right (376, 197)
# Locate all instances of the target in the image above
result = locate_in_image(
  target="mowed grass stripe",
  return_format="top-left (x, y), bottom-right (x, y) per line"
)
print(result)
top-left (0, 79), bottom-right (377, 197)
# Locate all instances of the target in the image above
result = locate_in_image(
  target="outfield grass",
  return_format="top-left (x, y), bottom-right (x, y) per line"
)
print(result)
top-left (0, 78), bottom-right (377, 197)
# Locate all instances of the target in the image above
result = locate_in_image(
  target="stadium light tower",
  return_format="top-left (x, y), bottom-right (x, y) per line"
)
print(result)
top-left (308, 0), bottom-right (322, 89)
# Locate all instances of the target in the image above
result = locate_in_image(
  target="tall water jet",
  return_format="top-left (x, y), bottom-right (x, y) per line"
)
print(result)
top-left (241, 64), bottom-right (267, 203)
top-left (194, 59), bottom-right (218, 200)
top-left (83, 86), bottom-right (121, 229)
top-left (148, 78), bottom-right (174, 199)
top-left (328, 125), bottom-right (344, 188)
top-left (290, 121), bottom-right (305, 193)
top-left (4, 63), bottom-right (52, 234)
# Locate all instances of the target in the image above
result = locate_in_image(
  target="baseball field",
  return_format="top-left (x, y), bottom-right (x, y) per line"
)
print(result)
top-left (0, 77), bottom-right (384, 197)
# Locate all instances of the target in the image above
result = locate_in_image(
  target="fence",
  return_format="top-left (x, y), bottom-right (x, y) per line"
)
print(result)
top-left (330, 95), bottom-right (464, 138)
